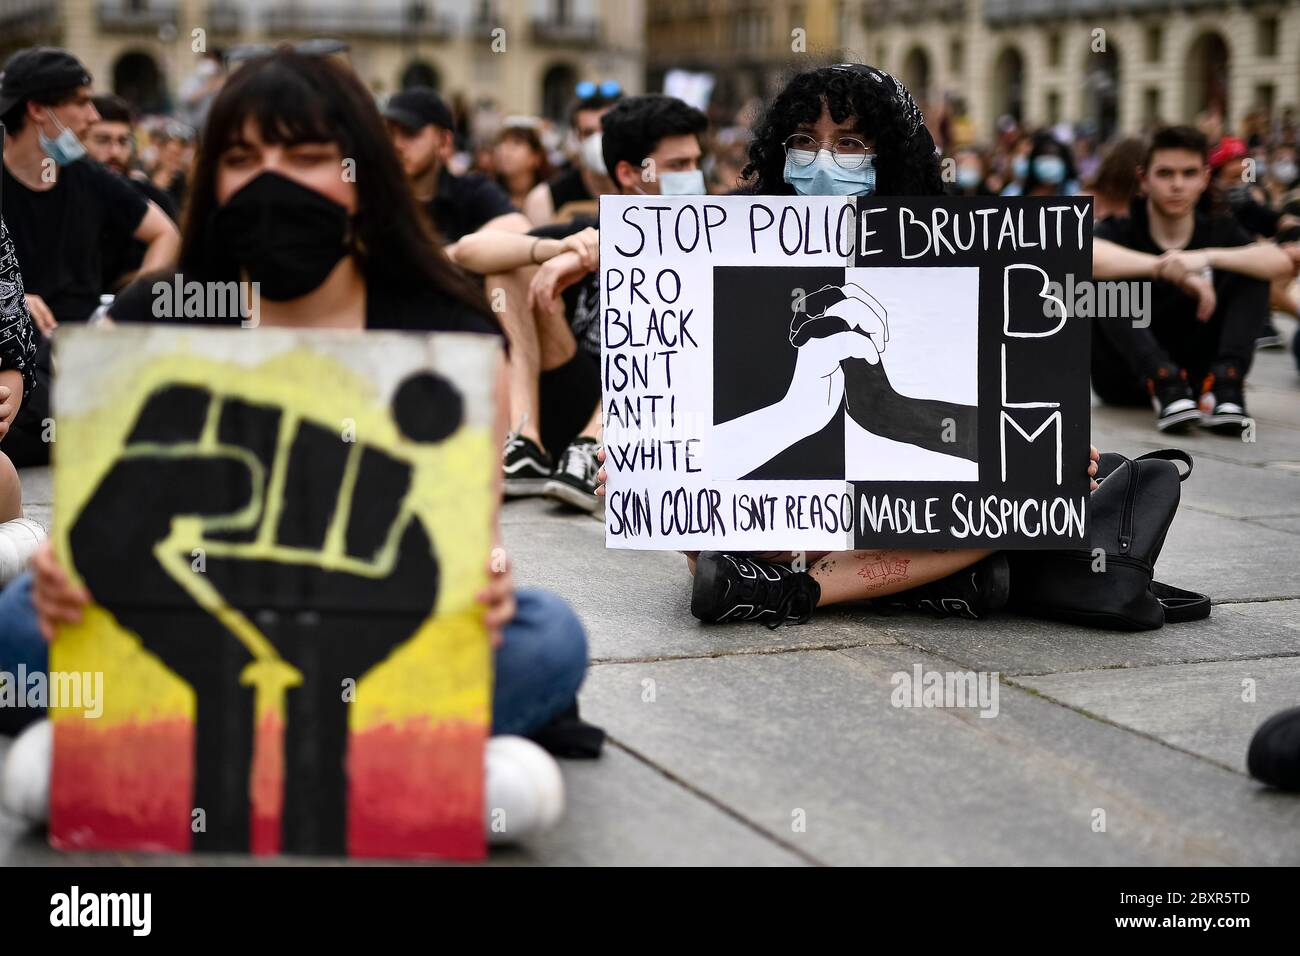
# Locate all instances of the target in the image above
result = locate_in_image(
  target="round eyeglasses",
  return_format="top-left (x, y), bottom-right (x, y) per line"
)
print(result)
top-left (783, 133), bottom-right (873, 170)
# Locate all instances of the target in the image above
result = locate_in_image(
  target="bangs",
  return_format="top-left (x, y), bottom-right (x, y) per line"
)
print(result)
top-left (207, 56), bottom-right (350, 151)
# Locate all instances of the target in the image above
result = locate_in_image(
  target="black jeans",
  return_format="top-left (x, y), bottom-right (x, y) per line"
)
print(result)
top-left (1091, 274), bottom-right (1268, 404)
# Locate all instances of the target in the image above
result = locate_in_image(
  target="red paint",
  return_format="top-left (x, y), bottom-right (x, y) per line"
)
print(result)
top-left (347, 719), bottom-right (486, 860)
top-left (249, 710), bottom-right (284, 855)
top-left (49, 717), bottom-right (194, 852)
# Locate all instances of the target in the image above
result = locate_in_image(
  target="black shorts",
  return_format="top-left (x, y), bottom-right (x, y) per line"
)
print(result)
top-left (538, 349), bottom-right (601, 458)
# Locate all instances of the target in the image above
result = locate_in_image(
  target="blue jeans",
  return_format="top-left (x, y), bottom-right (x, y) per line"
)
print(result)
top-left (0, 573), bottom-right (586, 738)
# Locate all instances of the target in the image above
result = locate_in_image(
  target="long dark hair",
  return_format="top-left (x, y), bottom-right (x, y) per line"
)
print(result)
top-left (742, 64), bottom-right (944, 197)
top-left (179, 49), bottom-right (488, 315)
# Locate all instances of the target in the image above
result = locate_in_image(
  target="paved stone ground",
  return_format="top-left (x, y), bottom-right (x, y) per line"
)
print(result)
top-left (3, 318), bottom-right (1300, 865)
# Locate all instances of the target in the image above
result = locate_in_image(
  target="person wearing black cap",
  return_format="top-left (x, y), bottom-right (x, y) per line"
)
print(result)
top-left (0, 46), bottom-right (180, 467)
top-left (382, 87), bottom-right (529, 251)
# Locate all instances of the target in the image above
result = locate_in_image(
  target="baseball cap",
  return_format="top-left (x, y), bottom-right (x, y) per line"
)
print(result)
top-left (1208, 136), bottom-right (1248, 170)
top-left (0, 47), bottom-right (93, 117)
top-left (381, 87), bottom-right (454, 132)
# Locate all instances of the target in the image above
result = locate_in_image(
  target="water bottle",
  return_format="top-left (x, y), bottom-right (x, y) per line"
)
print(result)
top-left (87, 294), bottom-right (114, 327)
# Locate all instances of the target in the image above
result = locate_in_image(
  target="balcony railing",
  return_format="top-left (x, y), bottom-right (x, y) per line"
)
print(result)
top-left (264, 4), bottom-right (455, 39)
top-left (0, 0), bottom-right (58, 37)
top-left (862, 0), bottom-right (966, 24)
top-left (984, 0), bottom-right (1228, 24)
top-left (529, 15), bottom-right (601, 46)
top-left (96, 0), bottom-right (178, 31)
top-left (208, 0), bottom-right (243, 33)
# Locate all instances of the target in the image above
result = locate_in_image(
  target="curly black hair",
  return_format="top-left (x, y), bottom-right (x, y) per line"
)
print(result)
top-left (741, 65), bottom-right (944, 198)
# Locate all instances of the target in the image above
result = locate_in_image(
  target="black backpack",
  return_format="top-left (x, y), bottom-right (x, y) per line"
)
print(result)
top-left (1008, 449), bottom-right (1210, 630)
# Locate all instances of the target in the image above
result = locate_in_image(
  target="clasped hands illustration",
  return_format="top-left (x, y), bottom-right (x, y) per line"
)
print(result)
top-left (787, 282), bottom-right (891, 434)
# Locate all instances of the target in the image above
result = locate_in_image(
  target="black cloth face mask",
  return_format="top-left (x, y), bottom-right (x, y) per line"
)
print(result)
top-left (213, 170), bottom-right (352, 301)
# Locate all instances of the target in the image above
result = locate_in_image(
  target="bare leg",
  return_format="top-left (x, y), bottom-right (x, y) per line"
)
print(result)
top-left (0, 451), bottom-right (22, 522)
top-left (810, 548), bottom-right (991, 606)
top-left (486, 267), bottom-right (578, 446)
top-left (577, 403), bottom-right (603, 441)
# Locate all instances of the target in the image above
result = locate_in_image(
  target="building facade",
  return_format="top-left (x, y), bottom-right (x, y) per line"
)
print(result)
top-left (645, 0), bottom-right (1300, 138)
top-left (0, 0), bottom-right (645, 120)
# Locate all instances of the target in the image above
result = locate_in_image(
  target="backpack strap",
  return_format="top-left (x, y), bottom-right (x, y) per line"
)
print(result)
top-left (1135, 448), bottom-right (1193, 481)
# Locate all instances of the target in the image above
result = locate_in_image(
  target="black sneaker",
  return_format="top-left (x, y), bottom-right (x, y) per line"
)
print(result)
top-left (1198, 364), bottom-right (1249, 434)
top-left (690, 552), bottom-right (821, 627)
top-left (1146, 367), bottom-right (1201, 432)
top-left (1255, 320), bottom-right (1285, 351)
top-left (877, 553), bottom-right (1010, 620)
top-left (503, 431), bottom-right (553, 497)
top-left (543, 437), bottom-right (602, 513)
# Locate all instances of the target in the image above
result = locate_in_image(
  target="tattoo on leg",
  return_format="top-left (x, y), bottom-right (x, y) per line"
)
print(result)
top-left (856, 556), bottom-right (911, 591)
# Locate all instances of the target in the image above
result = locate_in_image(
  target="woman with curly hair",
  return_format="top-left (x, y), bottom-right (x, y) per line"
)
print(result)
top-left (600, 63), bottom-right (1101, 627)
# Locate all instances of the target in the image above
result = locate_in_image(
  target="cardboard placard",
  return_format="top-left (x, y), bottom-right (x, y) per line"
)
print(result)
top-left (600, 195), bottom-right (1093, 551)
top-left (48, 325), bottom-right (497, 860)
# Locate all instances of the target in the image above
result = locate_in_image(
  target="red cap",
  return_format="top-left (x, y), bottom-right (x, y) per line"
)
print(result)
top-left (1209, 136), bottom-right (1248, 170)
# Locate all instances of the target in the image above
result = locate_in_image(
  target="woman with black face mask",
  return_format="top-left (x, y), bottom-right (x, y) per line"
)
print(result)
top-left (6, 50), bottom-right (592, 844)
top-left (598, 63), bottom-right (1101, 627)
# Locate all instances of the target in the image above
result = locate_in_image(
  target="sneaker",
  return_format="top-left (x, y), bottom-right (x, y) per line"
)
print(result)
top-left (1198, 364), bottom-right (1249, 434)
top-left (0, 518), bottom-right (46, 588)
top-left (484, 735), bottom-right (565, 845)
top-left (502, 431), bottom-right (553, 498)
top-left (1, 718), bottom-right (51, 825)
top-left (1146, 367), bottom-right (1201, 432)
top-left (690, 552), bottom-right (821, 627)
top-left (1255, 320), bottom-right (1285, 351)
top-left (877, 553), bottom-right (1011, 620)
top-left (543, 437), bottom-right (602, 513)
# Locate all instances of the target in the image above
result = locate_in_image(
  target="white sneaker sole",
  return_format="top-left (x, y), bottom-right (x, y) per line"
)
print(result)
top-left (1155, 407), bottom-right (1202, 432)
top-left (503, 478), bottom-right (552, 498)
top-left (543, 479), bottom-right (601, 513)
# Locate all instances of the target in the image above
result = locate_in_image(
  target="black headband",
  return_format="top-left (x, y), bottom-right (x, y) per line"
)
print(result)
top-left (828, 63), bottom-right (927, 140)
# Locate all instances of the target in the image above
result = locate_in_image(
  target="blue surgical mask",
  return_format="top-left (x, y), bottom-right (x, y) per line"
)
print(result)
top-left (956, 166), bottom-right (982, 190)
top-left (1032, 155), bottom-right (1067, 185)
top-left (783, 148), bottom-right (876, 196)
top-left (1012, 155), bottom-right (1029, 180)
top-left (38, 109), bottom-right (87, 166)
top-left (659, 169), bottom-right (707, 196)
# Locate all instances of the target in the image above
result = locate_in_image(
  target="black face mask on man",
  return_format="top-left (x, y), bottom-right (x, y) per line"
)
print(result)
top-left (213, 170), bottom-right (353, 301)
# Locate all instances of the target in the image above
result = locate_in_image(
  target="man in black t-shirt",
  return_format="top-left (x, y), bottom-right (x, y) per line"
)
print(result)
top-left (85, 95), bottom-right (180, 292)
top-left (0, 47), bottom-right (180, 466)
top-left (382, 87), bottom-right (529, 249)
top-left (1092, 126), bottom-right (1294, 434)
top-left (455, 95), bottom-right (708, 512)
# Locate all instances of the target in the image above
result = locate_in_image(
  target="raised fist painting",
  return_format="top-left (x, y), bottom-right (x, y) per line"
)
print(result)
top-left (47, 326), bottom-right (498, 860)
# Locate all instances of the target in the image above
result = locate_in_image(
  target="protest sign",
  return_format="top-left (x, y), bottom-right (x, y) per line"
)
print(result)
top-left (48, 325), bottom-right (496, 860)
top-left (600, 195), bottom-right (1093, 550)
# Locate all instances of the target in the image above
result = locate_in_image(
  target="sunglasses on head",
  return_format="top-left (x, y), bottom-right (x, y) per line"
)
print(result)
top-left (575, 80), bottom-right (621, 100)
top-left (226, 38), bottom-right (351, 65)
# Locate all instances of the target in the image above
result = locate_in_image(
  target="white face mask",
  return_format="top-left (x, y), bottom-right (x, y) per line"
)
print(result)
top-left (580, 132), bottom-right (607, 175)
top-left (658, 169), bottom-right (706, 195)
